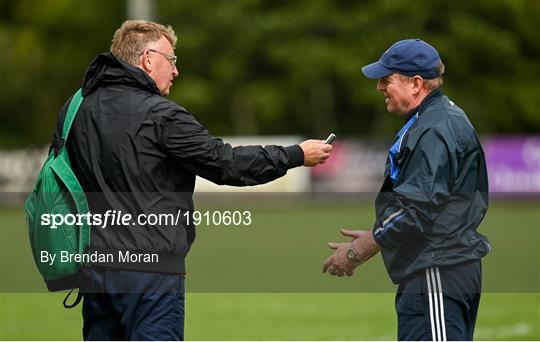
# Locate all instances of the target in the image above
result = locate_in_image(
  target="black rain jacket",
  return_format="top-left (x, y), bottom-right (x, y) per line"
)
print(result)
top-left (372, 89), bottom-right (491, 284)
top-left (55, 52), bottom-right (304, 274)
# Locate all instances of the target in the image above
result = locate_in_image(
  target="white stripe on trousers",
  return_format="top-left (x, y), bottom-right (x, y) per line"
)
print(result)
top-left (426, 267), bottom-right (447, 341)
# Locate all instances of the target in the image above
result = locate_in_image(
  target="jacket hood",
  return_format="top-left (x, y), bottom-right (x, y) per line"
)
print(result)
top-left (82, 52), bottom-right (160, 96)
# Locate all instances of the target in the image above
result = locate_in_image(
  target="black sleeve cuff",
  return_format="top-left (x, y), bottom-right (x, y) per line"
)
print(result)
top-left (371, 227), bottom-right (389, 249)
top-left (284, 145), bottom-right (304, 168)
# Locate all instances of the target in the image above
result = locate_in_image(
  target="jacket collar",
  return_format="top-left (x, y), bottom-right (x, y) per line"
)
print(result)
top-left (82, 52), bottom-right (161, 96)
top-left (403, 88), bottom-right (443, 122)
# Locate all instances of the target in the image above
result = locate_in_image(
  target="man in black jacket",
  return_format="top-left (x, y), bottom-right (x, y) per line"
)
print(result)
top-left (322, 39), bottom-right (490, 341)
top-left (58, 20), bottom-right (332, 340)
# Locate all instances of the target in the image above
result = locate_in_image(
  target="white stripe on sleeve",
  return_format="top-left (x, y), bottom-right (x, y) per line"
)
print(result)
top-left (382, 208), bottom-right (404, 226)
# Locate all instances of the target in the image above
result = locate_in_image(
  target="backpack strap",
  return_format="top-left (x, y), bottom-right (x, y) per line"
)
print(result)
top-left (62, 268), bottom-right (91, 308)
top-left (53, 89), bottom-right (84, 157)
top-left (63, 288), bottom-right (83, 309)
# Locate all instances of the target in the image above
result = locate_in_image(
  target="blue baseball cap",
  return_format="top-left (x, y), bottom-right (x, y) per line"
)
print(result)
top-left (362, 39), bottom-right (441, 79)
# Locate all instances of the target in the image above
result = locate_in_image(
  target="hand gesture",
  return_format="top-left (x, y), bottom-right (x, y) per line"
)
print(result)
top-left (299, 140), bottom-right (332, 167)
top-left (322, 229), bottom-right (381, 277)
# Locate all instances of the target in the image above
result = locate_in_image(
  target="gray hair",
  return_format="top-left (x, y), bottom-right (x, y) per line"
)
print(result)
top-left (397, 62), bottom-right (445, 90)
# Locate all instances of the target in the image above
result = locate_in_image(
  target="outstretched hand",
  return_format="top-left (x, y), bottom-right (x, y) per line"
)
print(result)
top-left (299, 140), bottom-right (332, 167)
top-left (322, 229), bottom-right (381, 277)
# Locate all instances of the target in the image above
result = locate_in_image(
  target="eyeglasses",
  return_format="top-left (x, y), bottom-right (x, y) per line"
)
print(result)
top-left (147, 49), bottom-right (177, 66)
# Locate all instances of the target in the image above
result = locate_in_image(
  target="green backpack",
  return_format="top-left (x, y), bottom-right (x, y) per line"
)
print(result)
top-left (25, 89), bottom-right (90, 306)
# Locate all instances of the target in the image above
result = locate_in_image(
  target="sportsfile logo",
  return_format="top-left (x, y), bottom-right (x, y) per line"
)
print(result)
top-left (40, 209), bottom-right (252, 229)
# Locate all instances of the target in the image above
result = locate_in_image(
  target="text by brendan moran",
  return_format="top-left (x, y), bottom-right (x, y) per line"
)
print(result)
top-left (40, 250), bottom-right (159, 265)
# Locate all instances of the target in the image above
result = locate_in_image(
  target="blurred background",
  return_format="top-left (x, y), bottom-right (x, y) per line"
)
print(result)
top-left (1, 0), bottom-right (539, 195)
top-left (1, 0), bottom-right (539, 340)
top-left (2, 0), bottom-right (540, 147)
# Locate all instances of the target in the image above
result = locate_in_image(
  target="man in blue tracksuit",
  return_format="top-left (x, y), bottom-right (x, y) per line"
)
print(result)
top-left (323, 39), bottom-right (490, 341)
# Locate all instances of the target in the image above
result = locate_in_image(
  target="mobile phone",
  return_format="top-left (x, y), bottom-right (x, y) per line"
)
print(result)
top-left (324, 133), bottom-right (336, 144)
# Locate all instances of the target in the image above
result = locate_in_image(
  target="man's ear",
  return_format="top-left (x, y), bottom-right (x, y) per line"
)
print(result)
top-left (412, 76), bottom-right (423, 95)
top-left (139, 51), bottom-right (152, 73)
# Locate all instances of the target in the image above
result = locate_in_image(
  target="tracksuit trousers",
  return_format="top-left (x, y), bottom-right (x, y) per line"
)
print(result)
top-left (396, 260), bottom-right (482, 341)
top-left (81, 268), bottom-right (185, 341)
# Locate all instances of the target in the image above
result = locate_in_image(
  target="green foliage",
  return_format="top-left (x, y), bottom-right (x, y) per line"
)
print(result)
top-left (0, 0), bottom-right (124, 148)
top-left (1, 0), bottom-right (539, 148)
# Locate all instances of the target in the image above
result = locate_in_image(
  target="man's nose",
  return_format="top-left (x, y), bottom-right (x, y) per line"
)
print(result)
top-left (172, 65), bottom-right (179, 77)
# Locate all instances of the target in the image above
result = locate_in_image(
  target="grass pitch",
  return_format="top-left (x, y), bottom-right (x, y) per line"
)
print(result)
top-left (1, 199), bottom-right (538, 340)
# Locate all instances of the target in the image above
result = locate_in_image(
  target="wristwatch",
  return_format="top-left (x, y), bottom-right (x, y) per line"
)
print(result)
top-left (347, 243), bottom-right (363, 263)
